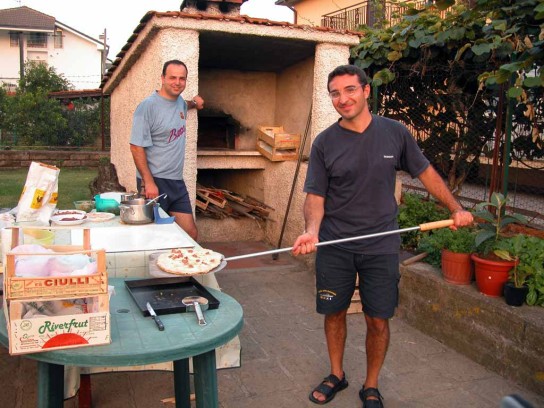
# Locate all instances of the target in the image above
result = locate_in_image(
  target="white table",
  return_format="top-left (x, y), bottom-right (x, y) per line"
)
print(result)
top-left (2, 215), bottom-right (241, 399)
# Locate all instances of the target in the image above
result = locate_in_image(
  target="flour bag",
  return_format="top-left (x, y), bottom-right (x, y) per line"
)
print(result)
top-left (16, 162), bottom-right (60, 225)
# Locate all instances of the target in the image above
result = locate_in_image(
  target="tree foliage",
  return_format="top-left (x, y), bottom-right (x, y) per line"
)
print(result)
top-left (354, 0), bottom-right (543, 94)
top-left (18, 61), bottom-right (72, 93)
top-left (2, 61), bottom-right (105, 148)
top-left (351, 0), bottom-right (544, 194)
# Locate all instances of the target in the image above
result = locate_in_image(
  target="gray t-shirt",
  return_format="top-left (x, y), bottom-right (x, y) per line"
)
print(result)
top-left (304, 115), bottom-right (430, 254)
top-left (130, 91), bottom-right (188, 180)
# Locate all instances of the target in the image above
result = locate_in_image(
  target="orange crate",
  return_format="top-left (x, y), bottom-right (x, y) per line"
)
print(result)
top-left (257, 126), bottom-right (300, 162)
top-left (4, 228), bottom-right (107, 300)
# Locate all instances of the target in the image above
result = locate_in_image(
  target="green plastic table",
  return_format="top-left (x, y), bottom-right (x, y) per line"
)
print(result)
top-left (0, 277), bottom-right (244, 408)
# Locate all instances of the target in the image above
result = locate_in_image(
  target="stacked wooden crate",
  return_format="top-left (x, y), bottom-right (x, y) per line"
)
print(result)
top-left (3, 227), bottom-right (110, 355)
top-left (347, 276), bottom-right (363, 314)
top-left (196, 185), bottom-right (274, 221)
top-left (257, 126), bottom-right (301, 161)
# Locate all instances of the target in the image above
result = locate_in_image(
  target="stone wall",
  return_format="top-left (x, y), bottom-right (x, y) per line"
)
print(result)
top-left (398, 262), bottom-right (544, 395)
top-left (0, 150), bottom-right (110, 169)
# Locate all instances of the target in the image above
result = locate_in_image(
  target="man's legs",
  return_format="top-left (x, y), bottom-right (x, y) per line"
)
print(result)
top-left (312, 309), bottom-right (348, 402)
top-left (171, 211), bottom-right (198, 241)
top-left (363, 315), bottom-right (390, 400)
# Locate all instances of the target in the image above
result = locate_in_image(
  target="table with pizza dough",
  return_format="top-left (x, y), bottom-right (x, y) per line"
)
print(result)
top-left (0, 277), bottom-right (244, 408)
top-left (0, 213), bottom-right (242, 399)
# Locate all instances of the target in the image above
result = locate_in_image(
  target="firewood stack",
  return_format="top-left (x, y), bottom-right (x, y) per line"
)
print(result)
top-left (195, 185), bottom-right (274, 221)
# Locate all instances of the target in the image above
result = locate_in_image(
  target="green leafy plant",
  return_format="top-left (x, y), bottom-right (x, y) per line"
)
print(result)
top-left (473, 192), bottom-right (527, 254)
top-left (398, 193), bottom-right (450, 250)
top-left (494, 235), bottom-right (544, 304)
top-left (418, 227), bottom-right (476, 268)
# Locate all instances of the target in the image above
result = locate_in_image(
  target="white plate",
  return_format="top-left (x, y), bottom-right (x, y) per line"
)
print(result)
top-left (54, 210), bottom-right (87, 217)
top-left (51, 210), bottom-right (87, 226)
top-left (50, 216), bottom-right (86, 226)
top-left (86, 212), bottom-right (116, 222)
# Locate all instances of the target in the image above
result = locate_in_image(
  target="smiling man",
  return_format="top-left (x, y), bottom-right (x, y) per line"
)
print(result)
top-left (130, 60), bottom-right (204, 240)
top-left (292, 65), bottom-right (473, 407)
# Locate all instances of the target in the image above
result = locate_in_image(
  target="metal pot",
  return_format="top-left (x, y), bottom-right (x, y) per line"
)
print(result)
top-left (118, 198), bottom-right (155, 224)
top-left (121, 192), bottom-right (139, 202)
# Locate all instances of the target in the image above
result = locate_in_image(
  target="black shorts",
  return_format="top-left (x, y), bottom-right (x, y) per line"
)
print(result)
top-left (137, 177), bottom-right (192, 214)
top-left (315, 245), bottom-right (400, 319)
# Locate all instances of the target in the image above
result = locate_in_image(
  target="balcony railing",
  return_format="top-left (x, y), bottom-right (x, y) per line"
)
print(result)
top-left (321, 1), bottom-right (449, 30)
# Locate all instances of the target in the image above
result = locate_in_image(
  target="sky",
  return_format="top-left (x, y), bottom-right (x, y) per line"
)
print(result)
top-left (0, 0), bottom-right (294, 58)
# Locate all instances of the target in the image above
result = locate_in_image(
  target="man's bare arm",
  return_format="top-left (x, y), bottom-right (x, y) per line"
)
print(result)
top-left (292, 193), bottom-right (325, 255)
top-left (129, 144), bottom-right (158, 198)
top-left (417, 165), bottom-right (473, 228)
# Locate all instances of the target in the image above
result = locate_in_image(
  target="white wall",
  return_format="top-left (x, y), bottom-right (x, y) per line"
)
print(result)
top-left (0, 28), bottom-right (103, 90)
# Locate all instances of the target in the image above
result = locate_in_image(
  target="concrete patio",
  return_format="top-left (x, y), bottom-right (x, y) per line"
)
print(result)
top-left (1, 241), bottom-right (543, 407)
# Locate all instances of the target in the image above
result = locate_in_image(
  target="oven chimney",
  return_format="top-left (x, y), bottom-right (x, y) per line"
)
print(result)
top-left (180, 0), bottom-right (247, 17)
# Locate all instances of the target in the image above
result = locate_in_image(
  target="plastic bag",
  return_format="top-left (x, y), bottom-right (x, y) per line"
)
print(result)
top-left (16, 162), bottom-right (60, 225)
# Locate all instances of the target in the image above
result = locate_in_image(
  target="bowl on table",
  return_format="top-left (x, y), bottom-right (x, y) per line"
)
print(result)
top-left (73, 200), bottom-right (96, 213)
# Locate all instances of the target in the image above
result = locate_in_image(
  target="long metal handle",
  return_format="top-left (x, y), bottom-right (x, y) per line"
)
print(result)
top-left (194, 302), bottom-right (207, 326)
top-left (224, 219), bottom-right (454, 262)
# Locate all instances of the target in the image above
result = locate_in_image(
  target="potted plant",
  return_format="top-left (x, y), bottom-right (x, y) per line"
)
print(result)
top-left (418, 228), bottom-right (476, 285)
top-left (471, 192), bottom-right (527, 297)
top-left (494, 234), bottom-right (544, 306)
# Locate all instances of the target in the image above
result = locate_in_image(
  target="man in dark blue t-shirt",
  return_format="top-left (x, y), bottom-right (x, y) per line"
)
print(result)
top-left (292, 65), bottom-right (473, 407)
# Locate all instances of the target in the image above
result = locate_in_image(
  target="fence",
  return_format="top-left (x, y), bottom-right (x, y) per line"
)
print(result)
top-left (373, 68), bottom-right (544, 227)
top-left (322, 1), bottom-right (449, 30)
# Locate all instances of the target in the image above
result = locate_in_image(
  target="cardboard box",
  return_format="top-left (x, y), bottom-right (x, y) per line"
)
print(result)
top-left (4, 246), bottom-right (108, 300)
top-left (5, 293), bottom-right (110, 355)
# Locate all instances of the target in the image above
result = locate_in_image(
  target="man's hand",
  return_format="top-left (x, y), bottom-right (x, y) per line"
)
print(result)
top-left (450, 209), bottom-right (474, 230)
top-left (292, 231), bottom-right (319, 256)
top-left (142, 181), bottom-right (159, 199)
top-left (192, 95), bottom-right (204, 110)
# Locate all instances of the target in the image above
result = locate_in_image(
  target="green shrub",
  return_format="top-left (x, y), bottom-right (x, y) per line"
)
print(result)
top-left (398, 193), bottom-right (450, 250)
top-left (418, 228), bottom-right (476, 268)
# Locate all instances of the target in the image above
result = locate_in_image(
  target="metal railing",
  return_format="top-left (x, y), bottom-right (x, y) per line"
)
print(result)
top-left (321, 1), bottom-right (447, 30)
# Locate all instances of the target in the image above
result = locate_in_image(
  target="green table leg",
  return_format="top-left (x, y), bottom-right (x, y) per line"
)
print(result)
top-left (37, 362), bottom-right (64, 408)
top-left (193, 350), bottom-right (218, 408)
top-left (173, 359), bottom-right (191, 408)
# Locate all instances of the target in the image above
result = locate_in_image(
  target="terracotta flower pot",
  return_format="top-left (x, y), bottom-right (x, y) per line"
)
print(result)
top-left (441, 249), bottom-right (473, 285)
top-left (471, 253), bottom-right (518, 297)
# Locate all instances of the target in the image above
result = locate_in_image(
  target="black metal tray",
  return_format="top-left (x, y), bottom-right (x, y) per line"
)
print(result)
top-left (125, 277), bottom-right (220, 316)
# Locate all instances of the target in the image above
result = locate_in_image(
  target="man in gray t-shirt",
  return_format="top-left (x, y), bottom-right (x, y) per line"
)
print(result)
top-left (292, 65), bottom-right (474, 407)
top-left (130, 60), bottom-right (203, 240)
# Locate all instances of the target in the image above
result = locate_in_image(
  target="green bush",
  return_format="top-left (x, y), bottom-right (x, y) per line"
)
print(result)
top-left (418, 228), bottom-right (476, 268)
top-left (397, 193), bottom-right (450, 250)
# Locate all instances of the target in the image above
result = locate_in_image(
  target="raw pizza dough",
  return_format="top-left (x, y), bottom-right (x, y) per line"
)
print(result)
top-left (156, 248), bottom-right (223, 275)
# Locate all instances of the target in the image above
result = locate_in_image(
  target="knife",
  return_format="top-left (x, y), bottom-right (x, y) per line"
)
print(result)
top-left (146, 302), bottom-right (165, 331)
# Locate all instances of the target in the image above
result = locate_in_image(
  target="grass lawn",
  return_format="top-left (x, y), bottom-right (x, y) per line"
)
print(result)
top-left (0, 167), bottom-right (98, 210)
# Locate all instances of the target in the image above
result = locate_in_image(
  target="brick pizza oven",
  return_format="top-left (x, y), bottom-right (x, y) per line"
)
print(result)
top-left (101, 1), bottom-right (360, 245)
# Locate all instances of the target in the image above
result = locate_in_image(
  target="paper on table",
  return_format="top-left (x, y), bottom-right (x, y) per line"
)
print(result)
top-left (70, 224), bottom-right (194, 253)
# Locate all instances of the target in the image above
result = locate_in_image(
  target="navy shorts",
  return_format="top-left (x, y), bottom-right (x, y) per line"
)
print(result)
top-left (137, 177), bottom-right (192, 214)
top-left (315, 245), bottom-right (400, 319)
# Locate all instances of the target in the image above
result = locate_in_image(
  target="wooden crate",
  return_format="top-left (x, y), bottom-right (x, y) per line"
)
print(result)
top-left (257, 126), bottom-right (300, 161)
top-left (4, 228), bottom-right (107, 300)
top-left (347, 277), bottom-right (363, 314)
top-left (4, 293), bottom-right (110, 355)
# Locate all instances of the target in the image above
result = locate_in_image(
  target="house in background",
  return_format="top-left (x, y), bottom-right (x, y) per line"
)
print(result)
top-left (276, 0), bottom-right (441, 30)
top-left (0, 6), bottom-right (106, 90)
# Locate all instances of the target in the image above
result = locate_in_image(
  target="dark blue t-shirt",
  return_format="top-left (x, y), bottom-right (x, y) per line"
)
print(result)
top-left (304, 115), bottom-right (430, 254)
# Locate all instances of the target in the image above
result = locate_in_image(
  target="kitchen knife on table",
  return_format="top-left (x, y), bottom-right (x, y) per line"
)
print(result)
top-left (146, 302), bottom-right (165, 331)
